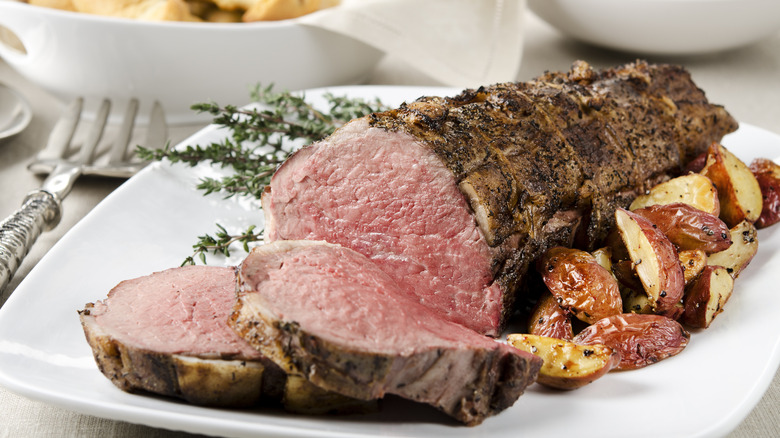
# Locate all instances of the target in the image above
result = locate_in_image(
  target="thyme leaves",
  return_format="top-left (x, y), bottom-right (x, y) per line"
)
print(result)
top-left (139, 84), bottom-right (387, 264)
top-left (181, 224), bottom-right (263, 266)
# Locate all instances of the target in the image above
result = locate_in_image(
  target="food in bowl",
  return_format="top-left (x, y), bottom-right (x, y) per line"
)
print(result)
top-left (25, 0), bottom-right (339, 22)
top-left (0, 0), bottom-right (382, 123)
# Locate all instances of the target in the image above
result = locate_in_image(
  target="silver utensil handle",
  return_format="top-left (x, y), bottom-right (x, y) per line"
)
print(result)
top-left (0, 190), bottom-right (62, 295)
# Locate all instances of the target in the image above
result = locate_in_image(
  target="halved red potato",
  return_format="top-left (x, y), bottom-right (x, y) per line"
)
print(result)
top-left (681, 265), bottom-right (734, 329)
top-left (528, 291), bottom-right (574, 340)
top-left (622, 288), bottom-right (654, 314)
top-left (572, 313), bottom-right (690, 371)
top-left (612, 259), bottom-right (643, 291)
top-left (629, 173), bottom-right (720, 216)
top-left (591, 247), bottom-right (613, 272)
top-left (604, 229), bottom-right (630, 262)
top-left (537, 247), bottom-right (623, 324)
top-left (749, 157), bottom-right (780, 228)
top-left (707, 220), bottom-right (759, 278)
top-left (679, 249), bottom-right (707, 285)
top-left (685, 151), bottom-right (708, 174)
top-left (700, 142), bottom-right (763, 227)
top-left (631, 203), bottom-right (732, 254)
top-left (614, 208), bottom-right (685, 318)
top-left (507, 334), bottom-right (619, 390)
top-left (619, 251), bottom-right (703, 313)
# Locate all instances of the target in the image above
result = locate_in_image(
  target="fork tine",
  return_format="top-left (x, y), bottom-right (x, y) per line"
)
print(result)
top-left (144, 101), bottom-right (168, 150)
top-left (29, 97), bottom-right (169, 178)
top-left (107, 98), bottom-right (139, 165)
top-left (74, 98), bottom-right (110, 165)
top-left (34, 98), bottom-right (83, 162)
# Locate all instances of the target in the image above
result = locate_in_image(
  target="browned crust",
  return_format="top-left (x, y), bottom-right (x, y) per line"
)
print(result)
top-left (229, 243), bottom-right (543, 426)
top-left (79, 305), bottom-right (270, 407)
top-left (80, 302), bottom-right (374, 413)
top-left (367, 60), bottom-right (738, 329)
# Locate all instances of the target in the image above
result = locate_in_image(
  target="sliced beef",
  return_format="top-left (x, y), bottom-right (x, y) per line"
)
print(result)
top-left (80, 265), bottom-right (271, 407)
top-left (261, 60), bottom-right (738, 336)
top-left (79, 265), bottom-right (371, 413)
top-left (229, 240), bottom-right (543, 426)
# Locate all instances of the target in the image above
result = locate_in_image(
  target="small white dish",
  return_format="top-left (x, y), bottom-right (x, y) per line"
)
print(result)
top-left (0, 1), bottom-right (383, 124)
top-left (529, 0), bottom-right (780, 55)
top-left (0, 82), bottom-right (32, 140)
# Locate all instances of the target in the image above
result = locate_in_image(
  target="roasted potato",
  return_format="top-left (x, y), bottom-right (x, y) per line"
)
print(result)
top-left (622, 288), bottom-right (654, 314)
top-left (591, 246), bottom-right (613, 272)
top-left (679, 249), bottom-right (707, 284)
top-left (27, 0), bottom-right (338, 22)
top-left (72, 0), bottom-right (202, 21)
top-left (614, 208), bottom-right (685, 318)
top-left (619, 250), bottom-right (704, 313)
top-left (27, 0), bottom-right (76, 10)
top-left (707, 220), bottom-right (759, 278)
top-left (243, 0), bottom-right (339, 21)
top-left (631, 203), bottom-right (732, 254)
top-left (572, 313), bottom-right (690, 370)
top-left (604, 228), bottom-right (630, 262)
top-left (629, 173), bottom-right (720, 216)
top-left (681, 265), bottom-right (734, 329)
top-left (528, 291), bottom-right (574, 340)
top-left (684, 151), bottom-right (708, 174)
top-left (700, 142), bottom-right (763, 227)
top-left (612, 259), bottom-right (643, 292)
top-left (507, 334), bottom-right (619, 390)
top-left (749, 157), bottom-right (780, 228)
top-left (537, 247), bottom-right (623, 324)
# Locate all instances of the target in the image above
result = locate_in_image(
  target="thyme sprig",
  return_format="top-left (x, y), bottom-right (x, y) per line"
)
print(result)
top-left (137, 84), bottom-right (387, 199)
top-left (137, 84), bottom-right (387, 264)
top-left (182, 224), bottom-right (263, 266)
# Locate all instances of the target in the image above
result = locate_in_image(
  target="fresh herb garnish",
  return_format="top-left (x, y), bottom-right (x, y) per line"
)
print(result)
top-left (138, 84), bottom-right (386, 264)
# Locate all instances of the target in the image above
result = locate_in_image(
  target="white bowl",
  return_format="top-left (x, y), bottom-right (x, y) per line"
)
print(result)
top-left (0, 1), bottom-right (383, 124)
top-left (529, 0), bottom-right (780, 55)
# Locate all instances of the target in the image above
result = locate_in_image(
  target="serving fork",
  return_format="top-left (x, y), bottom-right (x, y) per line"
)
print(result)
top-left (0, 98), bottom-right (168, 295)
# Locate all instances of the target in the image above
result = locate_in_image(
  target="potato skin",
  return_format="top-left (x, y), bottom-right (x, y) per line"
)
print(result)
top-left (700, 142), bottom-right (763, 227)
top-left (684, 151), bottom-right (707, 174)
top-left (612, 259), bottom-right (643, 292)
top-left (629, 173), bottom-right (720, 216)
top-left (615, 208), bottom-right (685, 319)
top-left (622, 288), bottom-right (654, 314)
top-left (528, 291), bottom-right (574, 340)
top-left (679, 249), bottom-right (707, 285)
top-left (507, 334), bottom-right (620, 390)
top-left (749, 158), bottom-right (780, 228)
top-left (632, 203), bottom-right (732, 254)
top-left (537, 247), bottom-right (623, 324)
top-left (681, 265), bottom-right (734, 329)
top-left (572, 313), bottom-right (690, 370)
top-left (707, 220), bottom-right (759, 278)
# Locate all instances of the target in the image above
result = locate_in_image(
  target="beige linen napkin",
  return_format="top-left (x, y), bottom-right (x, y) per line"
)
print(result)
top-left (298, 0), bottom-right (526, 88)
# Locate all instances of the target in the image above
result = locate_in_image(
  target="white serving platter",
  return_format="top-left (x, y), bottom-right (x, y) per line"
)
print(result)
top-left (0, 86), bottom-right (778, 438)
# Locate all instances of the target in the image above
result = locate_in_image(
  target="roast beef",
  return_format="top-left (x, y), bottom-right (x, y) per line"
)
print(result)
top-left (79, 265), bottom-right (371, 413)
top-left (261, 60), bottom-right (738, 336)
top-left (229, 240), bottom-right (544, 426)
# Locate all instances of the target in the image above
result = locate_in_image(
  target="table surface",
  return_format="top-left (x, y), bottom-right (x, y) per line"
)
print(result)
top-left (1, 11), bottom-right (779, 438)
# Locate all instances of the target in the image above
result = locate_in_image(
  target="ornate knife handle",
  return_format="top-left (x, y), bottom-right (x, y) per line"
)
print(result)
top-left (0, 190), bottom-right (62, 296)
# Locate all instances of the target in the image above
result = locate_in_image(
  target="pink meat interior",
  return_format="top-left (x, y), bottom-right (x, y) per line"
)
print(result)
top-left (89, 265), bottom-right (262, 359)
top-left (263, 119), bottom-right (502, 335)
top-left (239, 242), bottom-right (504, 353)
